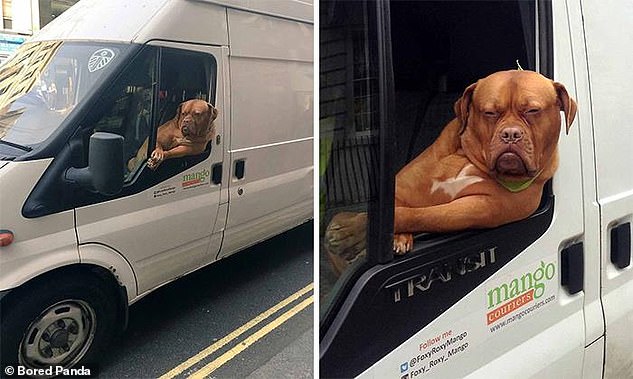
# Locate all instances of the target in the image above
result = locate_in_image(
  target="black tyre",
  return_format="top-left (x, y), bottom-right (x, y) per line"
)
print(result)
top-left (0, 271), bottom-right (118, 376)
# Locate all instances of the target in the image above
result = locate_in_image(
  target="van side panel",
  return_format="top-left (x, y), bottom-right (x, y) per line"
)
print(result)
top-left (133, 1), bottom-right (228, 46)
top-left (229, 58), bottom-right (313, 149)
top-left (198, 0), bottom-right (313, 23)
top-left (582, 1), bottom-right (633, 377)
top-left (0, 160), bottom-right (79, 291)
top-left (219, 9), bottom-right (313, 258)
top-left (227, 8), bottom-right (313, 63)
top-left (227, 9), bottom-right (313, 150)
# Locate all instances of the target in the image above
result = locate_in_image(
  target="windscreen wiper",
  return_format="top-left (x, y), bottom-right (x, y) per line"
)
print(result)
top-left (0, 139), bottom-right (33, 152)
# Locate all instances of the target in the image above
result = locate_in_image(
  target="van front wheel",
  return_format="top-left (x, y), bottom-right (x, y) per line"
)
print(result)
top-left (0, 272), bottom-right (118, 373)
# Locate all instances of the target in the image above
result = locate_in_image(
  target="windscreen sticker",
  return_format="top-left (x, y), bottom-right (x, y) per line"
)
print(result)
top-left (88, 48), bottom-right (115, 72)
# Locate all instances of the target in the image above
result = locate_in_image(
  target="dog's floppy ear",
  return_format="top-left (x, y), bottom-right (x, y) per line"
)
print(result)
top-left (553, 82), bottom-right (577, 135)
top-left (454, 82), bottom-right (477, 134)
top-left (207, 102), bottom-right (218, 123)
top-left (175, 102), bottom-right (184, 125)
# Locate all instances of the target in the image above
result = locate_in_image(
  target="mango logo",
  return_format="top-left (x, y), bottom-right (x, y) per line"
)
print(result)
top-left (486, 261), bottom-right (555, 324)
top-left (182, 169), bottom-right (210, 188)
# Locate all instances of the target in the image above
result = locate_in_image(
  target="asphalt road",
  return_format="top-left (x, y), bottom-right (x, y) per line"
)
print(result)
top-left (97, 221), bottom-right (314, 379)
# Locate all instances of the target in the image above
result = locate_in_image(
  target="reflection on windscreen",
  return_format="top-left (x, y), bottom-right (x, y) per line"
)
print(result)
top-left (0, 41), bottom-right (124, 148)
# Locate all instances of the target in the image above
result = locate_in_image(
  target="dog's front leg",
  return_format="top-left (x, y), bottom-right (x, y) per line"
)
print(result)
top-left (394, 196), bottom-right (503, 236)
top-left (148, 146), bottom-right (165, 170)
top-left (394, 193), bottom-right (540, 237)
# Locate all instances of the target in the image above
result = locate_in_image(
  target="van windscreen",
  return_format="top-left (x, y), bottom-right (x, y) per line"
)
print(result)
top-left (0, 41), bottom-right (129, 155)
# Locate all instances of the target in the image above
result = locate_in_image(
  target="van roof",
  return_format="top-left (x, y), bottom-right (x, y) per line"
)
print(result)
top-left (30, 0), bottom-right (312, 45)
top-left (198, 0), bottom-right (312, 23)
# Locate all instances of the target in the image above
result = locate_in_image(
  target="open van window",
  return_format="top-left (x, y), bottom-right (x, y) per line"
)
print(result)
top-left (0, 41), bottom-right (128, 156)
top-left (85, 45), bottom-right (216, 181)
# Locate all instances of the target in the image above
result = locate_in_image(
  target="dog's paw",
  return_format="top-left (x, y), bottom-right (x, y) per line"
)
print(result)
top-left (148, 148), bottom-right (165, 169)
top-left (146, 157), bottom-right (156, 170)
top-left (324, 212), bottom-right (368, 260)
top-left (393, 233), bottom-right (413, 255)
top-left (148, 149), bottom-right (165, 169)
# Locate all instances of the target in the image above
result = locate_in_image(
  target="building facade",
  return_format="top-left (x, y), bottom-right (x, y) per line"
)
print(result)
top-left (0, 0), bottom-right (78, 62)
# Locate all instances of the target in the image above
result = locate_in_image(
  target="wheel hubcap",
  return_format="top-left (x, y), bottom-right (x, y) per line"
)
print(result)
top-left (19, 300), bottom-right (97, 370)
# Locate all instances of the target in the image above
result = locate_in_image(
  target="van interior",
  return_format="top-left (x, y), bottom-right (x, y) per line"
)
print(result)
top-left (391, 0), bottom-right (535, 170)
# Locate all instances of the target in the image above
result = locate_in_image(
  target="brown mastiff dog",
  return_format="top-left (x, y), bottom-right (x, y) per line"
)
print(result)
top-left (128, 99), bottom-right (218, 171)
top-left (324, 70), bottom-right (577, 275)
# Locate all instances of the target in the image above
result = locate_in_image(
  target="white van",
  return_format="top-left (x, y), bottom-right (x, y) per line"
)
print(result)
top-left (0, 0), bottom-right (313, 372)
top-left (320, 0), bottom-right (633, 378)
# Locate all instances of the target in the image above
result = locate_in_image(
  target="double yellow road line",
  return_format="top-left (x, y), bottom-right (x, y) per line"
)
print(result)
top-left (159, 283), bottom-right (314, 379)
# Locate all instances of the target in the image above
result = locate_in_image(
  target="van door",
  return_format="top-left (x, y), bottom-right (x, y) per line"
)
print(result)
top-left (581, 1), bottom-right (633, 377)
top-left (319, 1), bottom-right (590, 377)
top-left (217, 9), bottom-right (313, 258)
top-left (73, 42), bottom-right (227, 295)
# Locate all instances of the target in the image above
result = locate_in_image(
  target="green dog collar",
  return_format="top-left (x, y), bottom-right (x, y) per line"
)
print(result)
top-left (496, 176), bottom-right (537, 192)
top-left (496, 168), bottom-right (544, 192)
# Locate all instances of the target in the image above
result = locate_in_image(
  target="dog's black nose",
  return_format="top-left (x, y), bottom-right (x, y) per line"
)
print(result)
top-left (500, 127), bottom-right (523, 143)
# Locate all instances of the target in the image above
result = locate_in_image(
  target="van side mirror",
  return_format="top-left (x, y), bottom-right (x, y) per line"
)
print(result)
top-left (65, 132), bottom-right (124, 195)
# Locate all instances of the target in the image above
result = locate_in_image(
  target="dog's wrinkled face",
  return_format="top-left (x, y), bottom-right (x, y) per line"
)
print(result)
top-left (456, 70), bottom-right (577, 181)
top-left (177, 99), bottom-right (218, 138)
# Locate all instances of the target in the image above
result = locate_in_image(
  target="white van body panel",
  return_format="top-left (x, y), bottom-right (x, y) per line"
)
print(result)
top-left (582, 1), bottom-right (633, 377)
top-left (133, 1), bottom-right (228, 46)
top-left (227, 8), bottom-right (313, 62)
top-left (198, 0), bottom-right (313, 23)
top-left (464, 314), bottom-right (585, 379)
top-left (74, 184), bottom-right (223, 295)
top-left (583, 338), bottom-right (605, 379)
top-left (218, 9), bottom-right (313, 258)
top-left (0, 160), bottom-right (78, 290)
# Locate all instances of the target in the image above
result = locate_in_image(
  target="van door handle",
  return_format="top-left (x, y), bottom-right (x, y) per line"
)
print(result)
top-left (212, 163), bottom-right (222, 185)
top-left (561, 242), bottom-right (583, 295)
top-left (234, 160), bottom-right (245, 180)
top-left (610, 222), bottom-right (631, 269)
